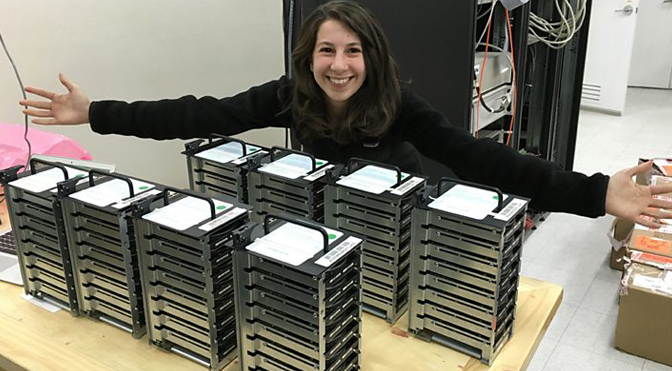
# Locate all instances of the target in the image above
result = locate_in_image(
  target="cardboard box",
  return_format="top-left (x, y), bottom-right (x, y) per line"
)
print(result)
top-left (637, 158), bottom-right (672, 185)
top-left (615, 260), bottom-right (672, 366)
top-left (651, 175), bottom-right (672, 201)
top-left (609, 218), bottom-right (634, 271)
top-left (628, 223), bottom-right (672, 258)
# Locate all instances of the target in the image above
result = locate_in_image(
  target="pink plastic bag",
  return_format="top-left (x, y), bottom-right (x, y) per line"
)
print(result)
top-left (0, 123), bottom-right (92, 170)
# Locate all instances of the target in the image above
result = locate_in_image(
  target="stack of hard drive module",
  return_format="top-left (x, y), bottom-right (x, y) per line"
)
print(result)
top-left (0, 160), bottom-right (87, 313)
top-left (408, 179), bottom-right (528, 364)
top-left (233, 215), bottom-right (363, 371)
top-left (184, 135), bottom-right (267, 204)
top-left (134, 188), bottom-right (251, 370)
top-left (247, 147), bottom-right (332, 223)
top-left (324, 159), bottom-right (426, 323)
top-left (61, 171), bottom-right (163, 337)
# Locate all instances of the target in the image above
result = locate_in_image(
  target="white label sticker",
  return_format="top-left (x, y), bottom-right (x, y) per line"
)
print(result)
top-left (390, 176), bottom-right (425, 196)
top-left (70, 178), bottom-right (155, 208)
top-left (246, 223), bottom-right (342, 266)
top-left (337, 165), bottom-right (409, 195)
top-left (142, 196), bottom-right (232, 231)
top-left (199, 207), bottom-right (248, 232)
top-left (9, 166), bottom-right (87, 193)
top-left (195, 142), bottom-right (261, 164)
top-left (632, 275), bottom-right (672, 296)
top-left (112, 189), bottom-right (161, 209)
top-left (231, 150), bottom-right (268, 165)
top-left (303, 164), bottom-right (335, 182)
top-left (316, 236), bottom-right (362, 267)
top-left (259, 154), bottom-right (328, 180)
top-left (428, 185), bottom-right (507, 220)
top-left (664, 271), bottom-right (672, 288)
top-left (493, 198), bottom-right (527, 221)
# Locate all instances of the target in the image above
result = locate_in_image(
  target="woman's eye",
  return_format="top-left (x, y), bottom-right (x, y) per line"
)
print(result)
top-left (347, 48), bottom-right (362, 54)
top-left (320, 47), bottom-right (334, 53)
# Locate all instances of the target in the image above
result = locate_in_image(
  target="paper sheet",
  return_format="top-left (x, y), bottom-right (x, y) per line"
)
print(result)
top-left (259, 154), bottom-right (328, 180)
top-left (142, 196), bottom-right (232, 231)
top-left (0, 250), bottom-right (20, 285)
top-left (246, 223), bottom-right (342, 266)
top-left (70, 178), bottom-right (155, 208)
top-left (9, 166), bottom-right (87, 193)
top-left (337, 165), bottom-right (409, 195)
top-left (20, 293), bottom-right (61, 313)
top-left (428, 184), bottom-right (506, 220)
top-left (0, 265), bottom-right (21, 285)
top-left (195, 142), bottom-right (262, 164)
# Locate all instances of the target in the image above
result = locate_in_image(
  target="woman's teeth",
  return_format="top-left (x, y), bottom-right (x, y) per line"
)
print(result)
top-left (330, 77), bottom-right (349, 85)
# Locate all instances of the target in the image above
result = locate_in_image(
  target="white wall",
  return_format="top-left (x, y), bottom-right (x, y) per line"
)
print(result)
top-left (0, 0), bottom-right (285, 187)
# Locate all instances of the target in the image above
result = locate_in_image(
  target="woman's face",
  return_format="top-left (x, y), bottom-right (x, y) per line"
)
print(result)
top-left (311, 19), bottom-right (366, 115)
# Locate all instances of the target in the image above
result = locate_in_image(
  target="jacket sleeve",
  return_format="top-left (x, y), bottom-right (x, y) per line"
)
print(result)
top-left (398, 88), bottom-right (609, 217)
top-left (89, 76), bottom-right (291, 140)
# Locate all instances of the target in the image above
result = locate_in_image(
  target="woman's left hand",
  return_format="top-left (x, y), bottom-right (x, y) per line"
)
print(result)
top-left (605, 161), bottom-right (672, 228)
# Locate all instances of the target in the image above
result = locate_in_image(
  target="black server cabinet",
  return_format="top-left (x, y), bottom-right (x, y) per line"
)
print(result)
top-left (519, 0), bottom-right (593, 172)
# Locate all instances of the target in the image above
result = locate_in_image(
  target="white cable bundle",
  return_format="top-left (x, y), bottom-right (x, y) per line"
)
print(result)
top-left (529, 0), bottom-right (588, 49)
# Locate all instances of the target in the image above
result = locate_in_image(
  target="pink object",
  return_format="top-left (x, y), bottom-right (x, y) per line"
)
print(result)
top-left (0, 123), bottom-right (92, 170)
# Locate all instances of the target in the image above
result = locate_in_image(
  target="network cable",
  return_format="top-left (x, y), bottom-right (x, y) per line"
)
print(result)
top-left (528, 0), bottom-right (587, 49)
top-left (0, 26), bottom-right (32, 171)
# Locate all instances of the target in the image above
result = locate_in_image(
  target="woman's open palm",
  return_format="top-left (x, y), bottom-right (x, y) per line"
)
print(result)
top-left (20, 73), bottom-right (91, 126)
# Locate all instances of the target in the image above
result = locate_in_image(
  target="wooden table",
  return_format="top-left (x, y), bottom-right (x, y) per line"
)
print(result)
top-left (0, 202), bottom-right (562, 371)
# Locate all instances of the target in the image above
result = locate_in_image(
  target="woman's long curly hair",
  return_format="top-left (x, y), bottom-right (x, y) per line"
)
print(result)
top-left (291, 0), bottom-right (401, 145)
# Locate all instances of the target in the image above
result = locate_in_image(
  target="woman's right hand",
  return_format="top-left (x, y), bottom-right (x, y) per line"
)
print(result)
top-left (19, 73), bottom-right (91, 126)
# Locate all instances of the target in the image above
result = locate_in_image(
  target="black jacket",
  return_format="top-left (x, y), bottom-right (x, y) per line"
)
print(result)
top-left (89, 76), bottom-right (609, 217)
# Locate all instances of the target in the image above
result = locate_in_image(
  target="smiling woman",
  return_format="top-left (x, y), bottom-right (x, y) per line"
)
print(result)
top-left (18, 0), bottom-right (672, 226)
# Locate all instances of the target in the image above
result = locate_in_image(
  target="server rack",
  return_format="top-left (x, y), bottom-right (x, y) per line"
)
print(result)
top-left (61, 171), bottom-right (163, 338)
top-left (324, 158), bottom-right (426, 324)
top-left (247, 147), bottom-right (331, 223)
top-left (184, 134), bottom-right (268, 204)
top-left (134, 188), bottom-right (251, 370)
top-left (233, 214), bottom-right (363, 371)
top-left (0, 160), bottom-right (85, 313)
top-left (408, 178), bottom-right (528, 364)
top-left (518, 0), bottom-right (593, 172)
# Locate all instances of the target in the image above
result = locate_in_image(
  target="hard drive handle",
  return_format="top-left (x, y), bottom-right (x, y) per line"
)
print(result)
top-left (29, 158), bottom-right (69, 179)
top-left (263, 214), bottom-right (329, 253)
top-left (346, 157), bottom-right (403, 186)
top-left (436, 177), bottom-right (504, 212)
top-left (89, 170), bottom-right (135, 198)
top-left (270, 146), bottom-right (316, 171)
top-left (162, 187), bottom-right (216, 220)
top-left (208, 134), bottom-right (247, 156)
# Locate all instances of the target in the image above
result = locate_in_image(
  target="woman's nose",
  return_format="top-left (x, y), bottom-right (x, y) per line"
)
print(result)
top-left (330, 52), bottom-right (347, 71)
